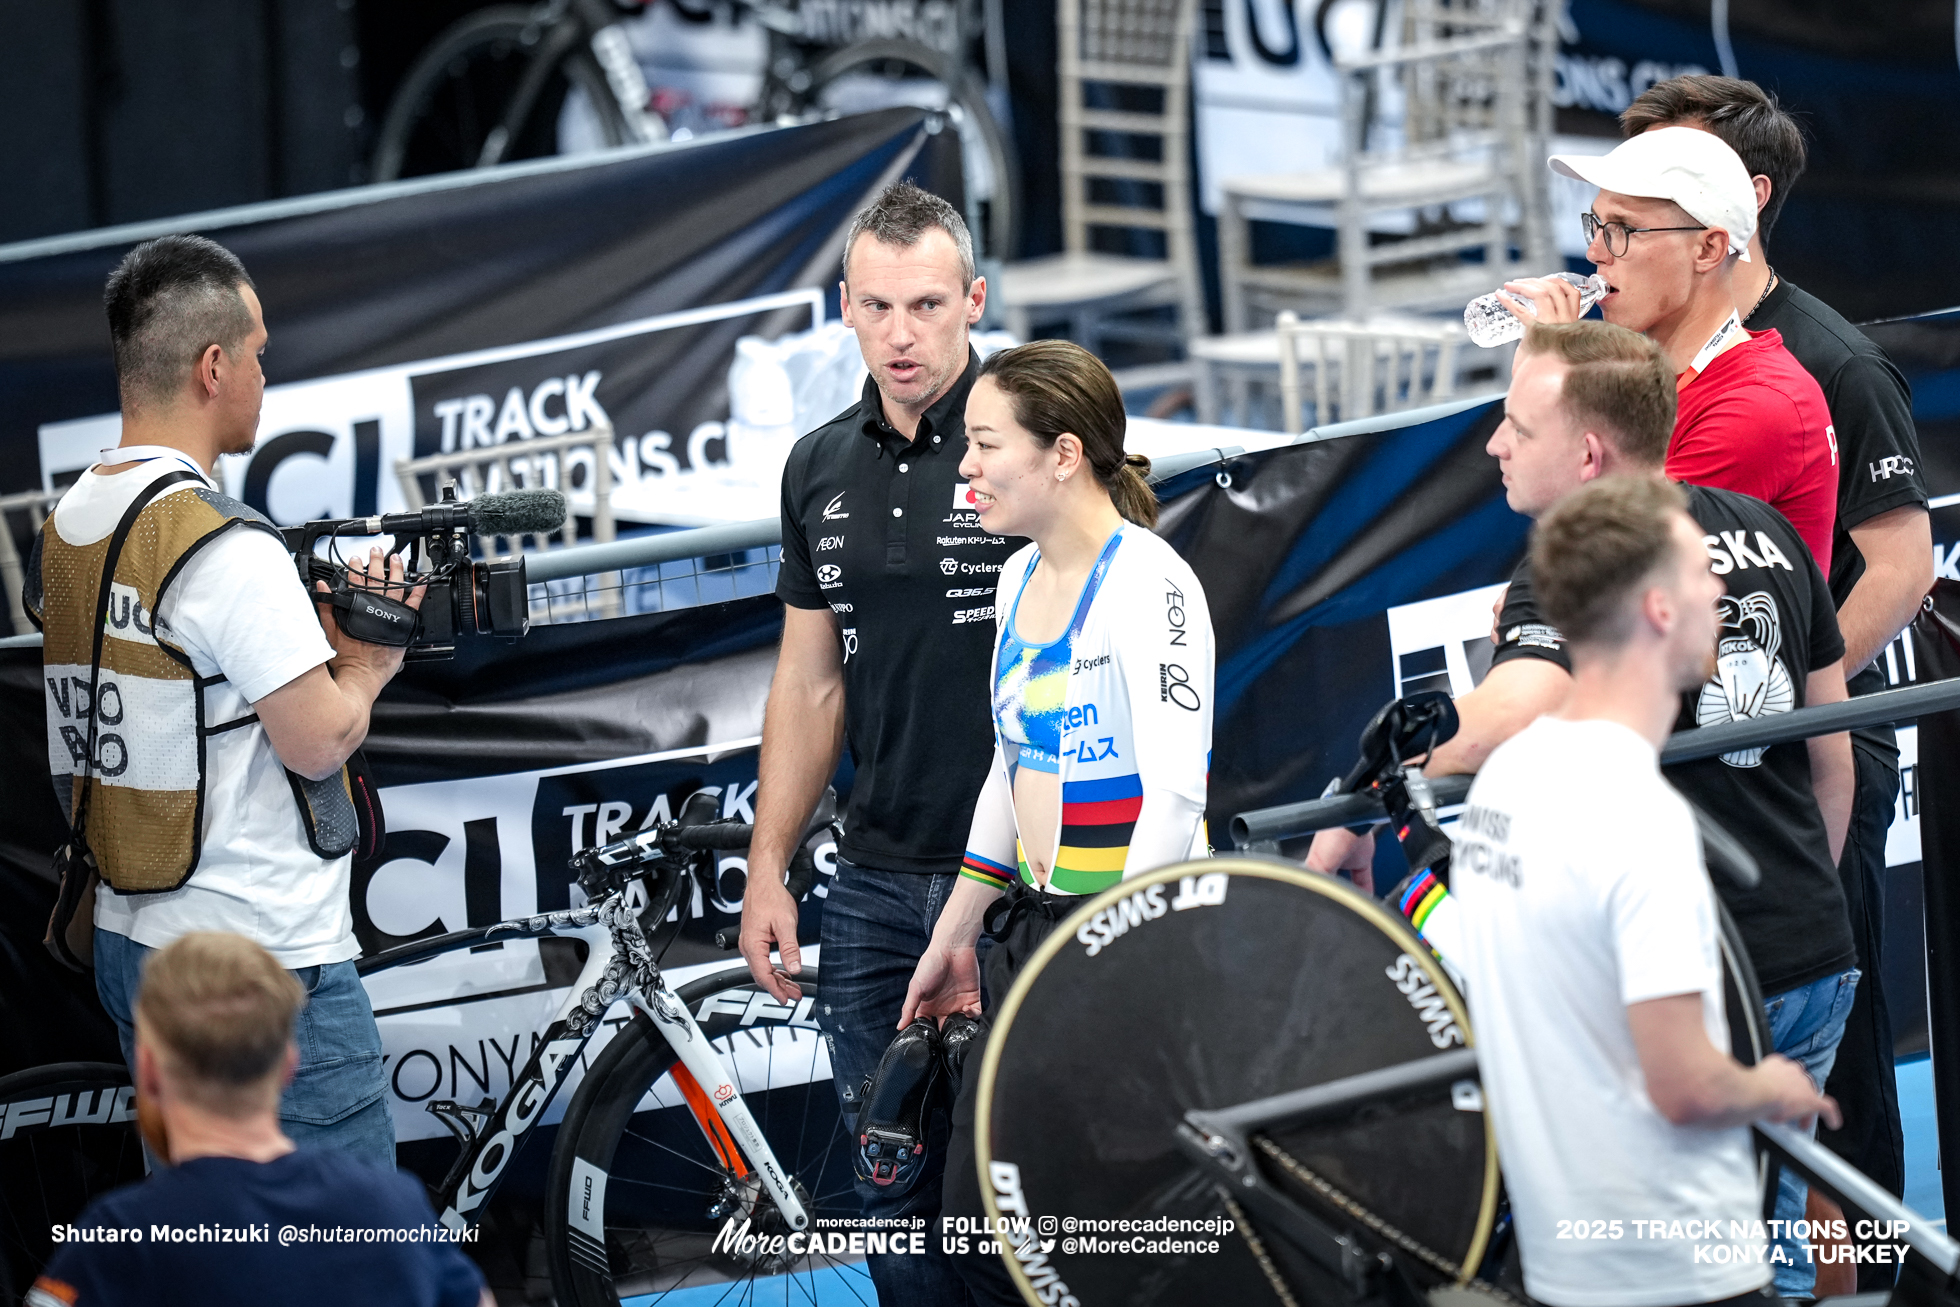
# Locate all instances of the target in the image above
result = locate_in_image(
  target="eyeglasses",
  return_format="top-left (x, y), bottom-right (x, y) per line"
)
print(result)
top-left (1580, 211), bottom-right (1707, 257)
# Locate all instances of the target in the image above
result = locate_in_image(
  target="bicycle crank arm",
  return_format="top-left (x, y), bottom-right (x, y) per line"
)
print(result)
top-left (634, 975), bottom-right (812, 1232)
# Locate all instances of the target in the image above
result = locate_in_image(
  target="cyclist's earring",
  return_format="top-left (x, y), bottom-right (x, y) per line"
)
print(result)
top-left (1057, 471), bottom-right (1067, 482)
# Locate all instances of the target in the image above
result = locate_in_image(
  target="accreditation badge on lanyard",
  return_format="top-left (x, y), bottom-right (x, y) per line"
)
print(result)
top-left (1674, 312), bottom-right (1744, 392)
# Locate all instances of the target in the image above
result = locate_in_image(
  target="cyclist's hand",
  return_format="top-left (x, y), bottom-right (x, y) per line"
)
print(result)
top-left (738, 869), bottom-right (803, 1003)
top-left (1306, 826), bottom-right (1376, 894)
top-left (1757, 1053), bottom-right (1842, 1130)
top-left (899, 943), bottom-right (981, 1028)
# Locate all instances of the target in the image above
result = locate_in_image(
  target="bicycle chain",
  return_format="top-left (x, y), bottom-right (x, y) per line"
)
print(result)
top-left (1223, 1192), bottom-right (1302, 1307)
top-left (1248, 1134), bottom-right (1525, 1307)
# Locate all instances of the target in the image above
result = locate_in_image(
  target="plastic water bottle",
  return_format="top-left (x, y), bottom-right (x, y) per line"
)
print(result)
top-left (1462, 272), bottom-right (1609, 347)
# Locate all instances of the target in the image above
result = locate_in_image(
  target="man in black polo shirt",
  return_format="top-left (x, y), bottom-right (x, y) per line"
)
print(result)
top-left (738, 180), bottom-right (1014, 1303)
top-left (1624, 78), bottom-right (1935, 1269)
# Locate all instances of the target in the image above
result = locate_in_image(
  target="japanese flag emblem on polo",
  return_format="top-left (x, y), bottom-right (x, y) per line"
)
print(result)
top-left (953, 483), bottom-right (978, 511)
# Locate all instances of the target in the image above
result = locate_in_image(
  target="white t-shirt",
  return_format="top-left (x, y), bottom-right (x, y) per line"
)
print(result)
top-left (1451, 716), bottom-right (1766, 1307)
top-left (48, 455), bottom-right (354, 968)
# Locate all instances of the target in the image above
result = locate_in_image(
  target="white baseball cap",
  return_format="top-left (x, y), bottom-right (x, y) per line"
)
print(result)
top-left (1548, 126), bottom-right (1757, 262)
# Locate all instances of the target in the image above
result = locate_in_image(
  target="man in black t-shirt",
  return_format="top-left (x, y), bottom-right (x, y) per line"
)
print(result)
top-left (736, 181), bottom-right (1016, 1304)
top-left (31, 933), bottom-right (487, 1307)
top-left (1310, 320), bottom-right (1858, 1297)
top-left (1623, 76), bottom-right (1934, 1267)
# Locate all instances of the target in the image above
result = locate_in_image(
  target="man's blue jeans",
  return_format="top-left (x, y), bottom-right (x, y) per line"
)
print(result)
top-left (1764, 968), bottom-right (1860, 1298)
top-left (819, 858), bottom-right (976, 1306)
top-left (95, 928), bottom-right (397, 1170)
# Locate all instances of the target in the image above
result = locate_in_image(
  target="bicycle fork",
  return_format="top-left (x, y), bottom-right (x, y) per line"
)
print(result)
top-left (633, 971), bottom-right (812, 1232)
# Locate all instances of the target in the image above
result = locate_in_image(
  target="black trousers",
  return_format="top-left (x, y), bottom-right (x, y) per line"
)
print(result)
top-left (1818, 737), bottom-right (1908, 1293)
top-left (942, 880), bottom-right (1072, 1307)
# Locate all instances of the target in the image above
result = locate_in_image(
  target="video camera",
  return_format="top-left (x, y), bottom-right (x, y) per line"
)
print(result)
top-left (280, 485), bottom-right (568, 660)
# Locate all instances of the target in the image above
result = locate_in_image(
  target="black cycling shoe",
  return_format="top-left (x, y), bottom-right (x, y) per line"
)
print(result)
top-left (938, 1013), bottom-right (984, 1100)
top-left (856, 1018), bottom-right (942, 1189)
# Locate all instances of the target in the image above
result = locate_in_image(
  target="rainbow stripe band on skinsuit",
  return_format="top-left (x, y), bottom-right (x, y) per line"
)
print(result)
top-left (1015, 772), bottom-right (1143, 896)
top-left (1399, 869), bottom-right (1449, 935)
top-left (961, 851), bottom-right (1015, 891)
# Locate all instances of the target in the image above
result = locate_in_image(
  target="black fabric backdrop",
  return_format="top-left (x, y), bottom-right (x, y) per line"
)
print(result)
top-left (0, 106), bottom-right (955, 502)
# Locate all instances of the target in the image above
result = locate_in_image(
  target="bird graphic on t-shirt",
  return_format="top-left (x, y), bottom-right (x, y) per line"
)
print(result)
top-left (1694, 591), bottom-right (1793, 768)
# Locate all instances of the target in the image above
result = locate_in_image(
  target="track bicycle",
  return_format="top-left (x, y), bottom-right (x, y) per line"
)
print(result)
top-left (0, 793), bottom-right (865, 1307)
top-left (968, 696), bottom-right (1783, 1307)
top-left (349, 789), bottom-right (866, 1305)
top-left (372, 0), bottom-right (1019, 262)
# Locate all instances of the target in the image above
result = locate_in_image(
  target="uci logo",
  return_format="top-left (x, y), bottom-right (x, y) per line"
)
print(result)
top-left (939, 558), bottom-right (958, 576)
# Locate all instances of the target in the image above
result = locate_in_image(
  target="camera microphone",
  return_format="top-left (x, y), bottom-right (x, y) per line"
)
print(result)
top-left (341, 488), bottom-right (569, 540)
top-left (462, 488), bottom-right (570, 538)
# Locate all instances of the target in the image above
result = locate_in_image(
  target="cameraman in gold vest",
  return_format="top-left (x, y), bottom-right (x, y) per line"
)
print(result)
top-left (26, 235), bottom-right (420, 1168)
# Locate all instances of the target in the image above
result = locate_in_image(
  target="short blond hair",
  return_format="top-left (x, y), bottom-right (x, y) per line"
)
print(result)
top-left (137, 932), bottom-right (305, 1114)
top-left (1521, 321), bottom-right (1676, 468)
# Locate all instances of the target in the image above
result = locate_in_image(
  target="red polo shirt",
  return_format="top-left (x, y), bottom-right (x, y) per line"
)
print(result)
top-left (1667, 327), bottom-right (1837, 574)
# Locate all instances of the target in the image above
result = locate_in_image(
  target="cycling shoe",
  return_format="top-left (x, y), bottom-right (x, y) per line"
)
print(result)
top-left (938, 1013), bottom-right (984, 1100)
top-left (856, 1018), bottom-right (942, 1188)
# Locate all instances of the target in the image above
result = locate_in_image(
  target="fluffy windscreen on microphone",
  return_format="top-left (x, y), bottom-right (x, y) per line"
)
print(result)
top-left (467, 488), bottom-right (568, 538)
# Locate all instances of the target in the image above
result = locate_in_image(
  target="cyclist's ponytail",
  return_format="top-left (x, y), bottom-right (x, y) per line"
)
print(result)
top-left (977, 341), bottom-right (1159, 528)
top-left (1110, 452), bottom-right (1157, 528)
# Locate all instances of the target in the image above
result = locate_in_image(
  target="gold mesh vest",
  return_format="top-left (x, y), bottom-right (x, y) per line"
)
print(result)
top-left (27, 471), bottom-right (357, 893)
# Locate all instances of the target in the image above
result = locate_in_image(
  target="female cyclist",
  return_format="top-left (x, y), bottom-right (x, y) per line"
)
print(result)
top-left (898, 338), bottom-right (1214, 1304)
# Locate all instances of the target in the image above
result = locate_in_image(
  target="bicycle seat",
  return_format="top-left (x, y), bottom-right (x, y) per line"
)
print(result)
top-left (856, 1018), bottom-right (942, 1189)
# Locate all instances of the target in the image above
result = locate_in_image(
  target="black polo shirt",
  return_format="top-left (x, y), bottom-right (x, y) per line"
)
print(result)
top-left (776, 350), bottom-right (1019, 873)
top-left (1491, 483), bottom-right (1855, 995)
top-left (1749, 277), bottom-right (1928, 729)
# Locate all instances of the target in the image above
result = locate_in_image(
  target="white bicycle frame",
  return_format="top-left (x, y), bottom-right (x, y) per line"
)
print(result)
top-left (418, 895), bottom-right (809, 1234)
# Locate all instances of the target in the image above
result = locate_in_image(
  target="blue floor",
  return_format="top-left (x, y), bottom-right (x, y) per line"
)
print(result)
top-left (622, 1262), bottom-right (873, 1306)
top-left (1899, 1054), bottom-right (1945, 1228)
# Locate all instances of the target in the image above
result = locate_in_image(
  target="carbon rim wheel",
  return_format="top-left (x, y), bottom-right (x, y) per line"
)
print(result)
top-left (545, 967), bottom-right (873, 1306)
top-left (372, 6), bottom-right (628, 182)
top-left (0, 1063), bottom-right (143, 1302)
top-left (977, 858), bottom-right (1499, 1306)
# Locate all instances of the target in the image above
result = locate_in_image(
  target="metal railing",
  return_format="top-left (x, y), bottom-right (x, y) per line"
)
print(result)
top-left (1230, 675), bottom-right (1960, 848)
top-left (515, 443), bottom-right (1256, 624)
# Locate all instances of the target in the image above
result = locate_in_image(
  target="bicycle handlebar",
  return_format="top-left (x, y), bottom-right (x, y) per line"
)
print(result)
top-left (667, 823), bottom-right (759, 852)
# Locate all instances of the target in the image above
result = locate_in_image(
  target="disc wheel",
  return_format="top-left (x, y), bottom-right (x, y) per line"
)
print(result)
top-left (544, 967), bottom-right (872, 1306)
top-left (0, 1063), bottom-right (143, 1301)
top-left (764, 39), bottom-right (1020, 262)
top-left (372, 6), bottom-right (630, 182)
top-left (977, 858), bottom-right (1500, 1306)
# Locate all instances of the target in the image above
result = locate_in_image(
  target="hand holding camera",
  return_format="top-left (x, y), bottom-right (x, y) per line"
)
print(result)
top-left (284, 486), bottom-right (567, 661)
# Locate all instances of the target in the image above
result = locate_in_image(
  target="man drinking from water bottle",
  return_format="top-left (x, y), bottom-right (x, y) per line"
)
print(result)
top-left (1498, 127), bottom-right (1838, 576)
